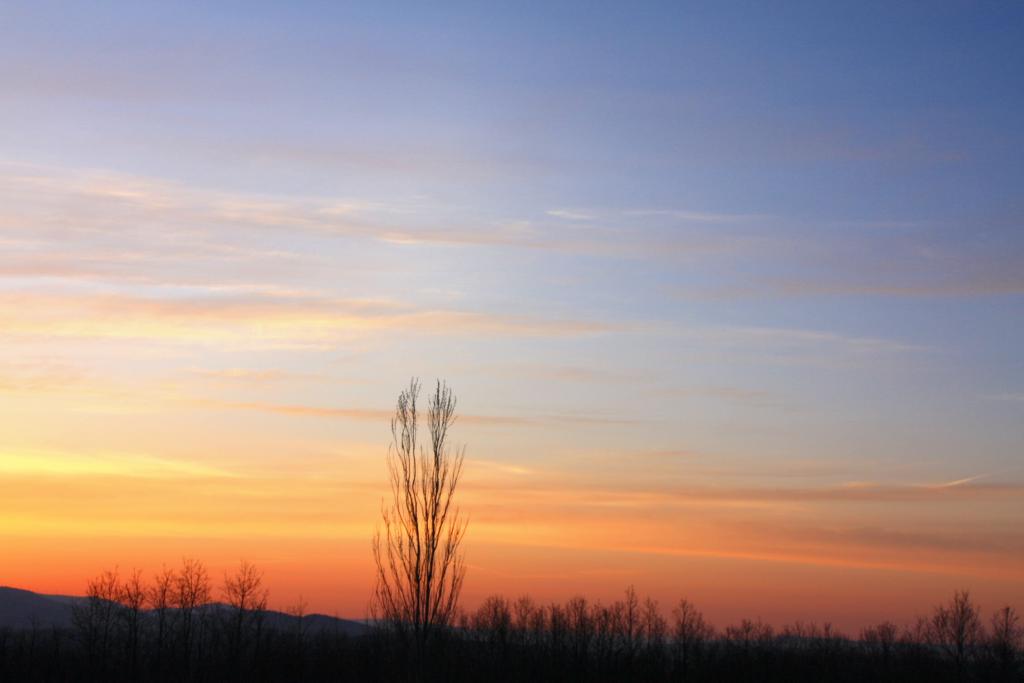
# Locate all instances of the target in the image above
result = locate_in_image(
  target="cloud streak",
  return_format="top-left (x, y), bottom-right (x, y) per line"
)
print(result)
top-left (198, 398), bottom-right (639, 428)
top-left (0, 291), bottom-right (616, 348)
top-left (0, 164), bottom-right (739, 260)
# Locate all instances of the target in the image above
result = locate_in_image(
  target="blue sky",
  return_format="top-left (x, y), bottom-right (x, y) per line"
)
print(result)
top-left (0, 1), bottom-right (1022, 624)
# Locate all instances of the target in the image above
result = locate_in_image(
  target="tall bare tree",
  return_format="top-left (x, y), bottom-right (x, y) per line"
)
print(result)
top-left (373, 378), bottom-right (468, 657)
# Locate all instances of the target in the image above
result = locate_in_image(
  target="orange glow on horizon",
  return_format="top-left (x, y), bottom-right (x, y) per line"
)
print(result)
top-left (1, 162), bottom-right (1021, 637)
top-left (2, 436), bottom-right (1021, 633)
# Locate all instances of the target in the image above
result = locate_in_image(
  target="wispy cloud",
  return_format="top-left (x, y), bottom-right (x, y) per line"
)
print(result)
top-left (0, 448), bottom-right (234, 479)
top-left (0, 291), bottom-right (616, 349)
top-left (465, 477), bottom-right (1024, 506)
top-left (765, 277), bottom-right (1024, 298)
top-left (672, 325), bottom-right (930, 363)
top-left (474, 362), bottom-right (652, 384)
top-left (986, 393), bottom-right (1024, 403)
top-left (0, 163), bottom-right (771, 274)
top-left (546, 209), bottom-right (595, 221)
top-left (923, 474), bottom-right (991, 490)
top-left (197, 398), bottom-right (639, 428)
top-left (465, 475), bottom-right (1024, 577)
top-left (620, 208), bottom-right (764, 223)
top-left (467, 459), bottom-right (535, 476)
top-left (187, 368), bottom-right (312, 383)
top-left (0, 360), bottom-right (86, 393)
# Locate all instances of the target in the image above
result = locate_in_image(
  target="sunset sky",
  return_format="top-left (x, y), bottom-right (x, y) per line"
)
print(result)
top-left (1, 3), bottom-right (1022, 632)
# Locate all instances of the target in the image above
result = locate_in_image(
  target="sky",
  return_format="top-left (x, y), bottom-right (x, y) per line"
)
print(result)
top-left (1, 1), bottom-right (1022, 632)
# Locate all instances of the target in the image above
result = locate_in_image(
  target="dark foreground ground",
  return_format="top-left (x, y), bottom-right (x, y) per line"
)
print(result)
top-left (2, 622), bottom-right (1021, 682)
top-left (1, 586), bottom-right (1020, 682)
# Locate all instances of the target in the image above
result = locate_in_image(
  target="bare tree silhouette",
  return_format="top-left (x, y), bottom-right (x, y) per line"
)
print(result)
top-left (174, 557), bottom-right (211, 671)
top-left (926, 589), bottom-right (984, 682)
top-left (672, 598), bottom-right (714, 679)
top-left (222, 560), bottom-right (269, 672)
top-left (861, 619), bottom-right (899, 676)
top-left (372, 378), bottom-right (468, 664)
top-left (119, 568), bottom-right (146, 677)
top-left (147, 564), bottom-right (176, 670)
top-left (71, 567), bottom-right (121, 676)
top-left (988, 605), bottom-right (1022, 680)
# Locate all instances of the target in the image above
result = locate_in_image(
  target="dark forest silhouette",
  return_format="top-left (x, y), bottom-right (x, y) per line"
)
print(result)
top-left (0, 572), bottom-right (1021, 682)
top-left (2, 380), bottom-right (1021, 681)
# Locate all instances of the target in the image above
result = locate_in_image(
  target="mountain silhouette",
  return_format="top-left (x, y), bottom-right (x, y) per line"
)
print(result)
top-left (0, 586), bottom-right (368, 636)
top-left (0, 586), bottom-right (79, 629)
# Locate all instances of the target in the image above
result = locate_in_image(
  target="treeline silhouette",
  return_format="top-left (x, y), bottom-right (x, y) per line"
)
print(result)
top-left (0, 561), bottom-right (1021, 682)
